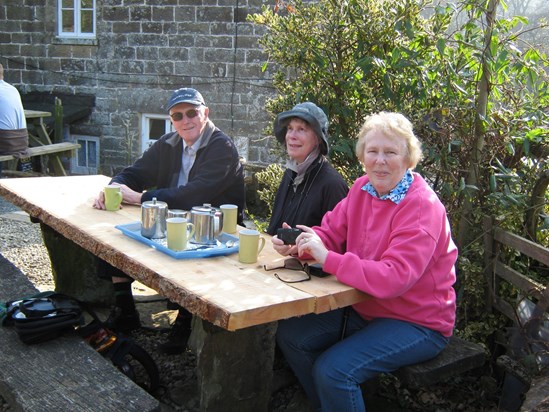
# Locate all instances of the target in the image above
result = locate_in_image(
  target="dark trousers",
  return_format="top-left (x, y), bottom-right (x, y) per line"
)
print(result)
top-left (97, 257), bottom-right (192, 318)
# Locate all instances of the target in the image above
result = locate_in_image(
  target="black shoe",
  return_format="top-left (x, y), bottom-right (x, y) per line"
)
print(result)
top-left (158, 316), bottom-right (192, 355)
top-left (104, 306), bottom-right (141, 334)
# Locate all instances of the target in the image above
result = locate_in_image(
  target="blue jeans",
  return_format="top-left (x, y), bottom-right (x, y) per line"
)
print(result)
top-left (276, 307), bottom-right (449, 411)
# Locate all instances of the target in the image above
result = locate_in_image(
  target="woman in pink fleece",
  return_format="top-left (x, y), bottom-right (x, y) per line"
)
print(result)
top-left (275, 112), bottom-right (458, 411)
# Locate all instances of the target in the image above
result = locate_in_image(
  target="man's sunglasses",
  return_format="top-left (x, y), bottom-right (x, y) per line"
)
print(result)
top-left (263, 257), bottom-right (312, 283)
top-left (169, 109), bottom-right (200, 121)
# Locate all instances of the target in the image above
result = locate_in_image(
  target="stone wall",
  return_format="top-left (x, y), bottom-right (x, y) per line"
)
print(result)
top-left (0, 0), bottom-right (278, 174)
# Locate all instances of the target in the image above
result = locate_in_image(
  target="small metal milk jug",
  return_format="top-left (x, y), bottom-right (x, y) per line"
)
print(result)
top-left (141, 197), bottom-right (168, 239)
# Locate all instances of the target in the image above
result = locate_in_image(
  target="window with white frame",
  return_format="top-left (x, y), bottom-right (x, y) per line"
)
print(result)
top-left (141, 114), bottom-right (174, 153)
top-left (58, 0), bottom-right (96, 39)
top-left (71, 135), bottom-right (99, 175)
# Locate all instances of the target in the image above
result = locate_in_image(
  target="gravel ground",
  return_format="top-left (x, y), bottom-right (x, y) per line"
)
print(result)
top-left (0, 194), bottom-right (306, 412)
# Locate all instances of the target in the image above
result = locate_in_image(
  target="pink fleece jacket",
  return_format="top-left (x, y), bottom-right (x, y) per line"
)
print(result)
top-left (317, 173), bottom-right (457, 337)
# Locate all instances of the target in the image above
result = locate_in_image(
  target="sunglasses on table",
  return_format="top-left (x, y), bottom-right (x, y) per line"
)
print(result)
top-left (263, 257), bottom-right (313, 283)
top-left (169, 109), bottom-right (200, 121)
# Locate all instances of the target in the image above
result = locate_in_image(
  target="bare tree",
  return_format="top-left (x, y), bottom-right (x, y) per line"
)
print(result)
top-left (505, 0), bottom-right (536, 16)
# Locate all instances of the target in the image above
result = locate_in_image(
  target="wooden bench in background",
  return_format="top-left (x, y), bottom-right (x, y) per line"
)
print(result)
top-left (0, 252), bottom-right (160, 412)
top-left (0, 142), bottom-right (80, 163)
top-left (0, 142), bottom-right (80, 176)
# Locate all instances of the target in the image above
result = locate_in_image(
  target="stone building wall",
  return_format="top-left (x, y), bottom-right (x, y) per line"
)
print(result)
top-left (0, 0), bottom-right (278, 175)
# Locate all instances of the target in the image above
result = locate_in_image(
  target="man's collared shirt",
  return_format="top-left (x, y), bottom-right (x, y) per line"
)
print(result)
top-left (178, 136), bottom-right (203, 186)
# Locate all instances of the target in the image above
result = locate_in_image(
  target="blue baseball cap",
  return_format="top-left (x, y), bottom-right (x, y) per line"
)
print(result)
top-left (167, 88), bottom-right (206, 111)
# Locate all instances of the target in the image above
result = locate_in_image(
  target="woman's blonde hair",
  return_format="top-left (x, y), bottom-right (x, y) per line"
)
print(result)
top-left (355, 112), bottom-right (423, 169)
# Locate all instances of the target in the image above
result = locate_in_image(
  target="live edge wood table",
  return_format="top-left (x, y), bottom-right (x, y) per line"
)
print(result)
top-left (0, 175), bottom-right (367, 412)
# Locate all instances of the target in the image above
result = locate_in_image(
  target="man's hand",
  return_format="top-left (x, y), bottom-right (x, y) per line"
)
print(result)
top-left (118, 184), bottom-right (143, 205)
top-left (93, 183), bottom-right (143, 209)
top-left (93, 189), bottom-right (107, 210)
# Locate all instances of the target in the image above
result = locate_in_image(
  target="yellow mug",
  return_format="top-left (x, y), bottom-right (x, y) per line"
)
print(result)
top-left (238, 229), bottom-right (266, 264)
top-left (220, 204), bottom-right (238, 234)
top-left (104, 185), bottom-right (122, 211)
top-left (167, 217), bottom-right (196, 251)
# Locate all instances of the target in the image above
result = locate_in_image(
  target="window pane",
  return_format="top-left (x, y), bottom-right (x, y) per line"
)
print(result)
top-left (62, 0), bottom-right (74, 8)
top-left (62, 10), bottom-right (75, 32)
top-left (87, 140), bottom-right (97, 168)
top-left (81, 10), bottom-right (93, 33)
top-left (149, 119), bottom-right (165, 141)
top-left (81, 0), bottom-right (93, 8)
top-left (77, 139), bottom-right (88, 167)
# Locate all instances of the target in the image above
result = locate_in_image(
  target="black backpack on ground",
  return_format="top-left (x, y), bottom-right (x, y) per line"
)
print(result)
top-left (2, 291), bottom-right (83, 344)
top-left (1, 291), bottom-right (159, 393)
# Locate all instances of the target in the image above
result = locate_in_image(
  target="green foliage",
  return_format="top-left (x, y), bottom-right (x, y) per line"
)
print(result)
top-left (249, 0), bottom-right (548, 234)
top-left (255, 163), bottom-right (285, 217)
top-left (249, 0), bottom-right (549, 334)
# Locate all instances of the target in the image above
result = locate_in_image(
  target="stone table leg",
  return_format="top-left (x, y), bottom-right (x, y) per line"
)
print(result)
top-left (191, 318), bottom-right (277, 412)
top-left (39, 222), bottom-right (114, 305)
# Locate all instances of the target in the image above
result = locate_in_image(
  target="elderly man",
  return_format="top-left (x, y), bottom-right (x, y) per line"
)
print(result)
top-left (94, 88), bottom-right (246, 354)
top-left (0, 63), bottom-right (29, 175)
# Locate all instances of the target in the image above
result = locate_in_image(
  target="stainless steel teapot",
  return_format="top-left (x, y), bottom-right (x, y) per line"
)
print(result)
top-left (189, 203), bottom-right (223, 245)
top-left (141, 197), bottom-right (168, 239)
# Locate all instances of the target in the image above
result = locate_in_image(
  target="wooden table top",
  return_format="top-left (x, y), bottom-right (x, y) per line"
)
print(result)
top-left (0, 175), bottom-right (367, 331)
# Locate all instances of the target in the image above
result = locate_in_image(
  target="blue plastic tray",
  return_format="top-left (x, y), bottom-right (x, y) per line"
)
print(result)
top-left (115, 222), bottom-right (239, 259)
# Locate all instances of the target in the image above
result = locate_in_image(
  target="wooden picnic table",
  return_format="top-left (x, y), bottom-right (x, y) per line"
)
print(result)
top-left (24, 110), bottom-right (53, 145)
top-left (9, 110), bottom-right (79, 176)
top-left (0, 174), bottom-right (367, 411)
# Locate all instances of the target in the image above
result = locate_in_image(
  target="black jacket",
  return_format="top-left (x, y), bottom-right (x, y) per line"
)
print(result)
top-left (266, 156), bottom-right (348, 235)
top-left (111, 128), bottom-right (245, 223)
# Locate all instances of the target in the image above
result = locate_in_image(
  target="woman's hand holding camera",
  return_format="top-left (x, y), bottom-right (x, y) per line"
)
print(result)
top-left (295, 225), bottom-right (328, 265)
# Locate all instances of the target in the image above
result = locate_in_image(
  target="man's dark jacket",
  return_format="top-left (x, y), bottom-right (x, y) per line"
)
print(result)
top-left (266, 156), bottom-right (348, 235)
top-left (112, 128), bottom-right (245, 222)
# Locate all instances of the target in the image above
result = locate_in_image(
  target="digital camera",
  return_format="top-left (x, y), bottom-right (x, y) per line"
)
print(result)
top-left (277, 228), bottom-right (303, 245)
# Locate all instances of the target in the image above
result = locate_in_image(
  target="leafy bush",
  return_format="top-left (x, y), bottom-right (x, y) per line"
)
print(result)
top-left (249, 0), bottom-right (549, 327)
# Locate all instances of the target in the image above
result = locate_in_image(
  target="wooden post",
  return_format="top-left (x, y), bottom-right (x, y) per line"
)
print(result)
top-left (54, 97), bottom-right (63, 144)
top-left (483, 215), bottom-right (495, 313)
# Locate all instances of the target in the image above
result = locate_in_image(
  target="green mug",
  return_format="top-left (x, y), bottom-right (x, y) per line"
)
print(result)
top-left (104, 185), bottom-right (122, 211)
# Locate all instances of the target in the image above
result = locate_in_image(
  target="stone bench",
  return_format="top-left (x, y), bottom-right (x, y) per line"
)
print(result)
top-left (395, 335), bottom-right (485, 388)
top-left (0, 252), bottom-right (160, 412)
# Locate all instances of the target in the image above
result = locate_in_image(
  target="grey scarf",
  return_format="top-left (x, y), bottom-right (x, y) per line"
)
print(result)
top-left (286, 146), bottom-right (321, 190)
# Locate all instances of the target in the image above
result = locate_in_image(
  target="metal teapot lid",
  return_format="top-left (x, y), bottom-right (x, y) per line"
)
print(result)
top-left (192, 203), bottom-right (215, 214)
top-left (142, 197), bottom-right (168, 209)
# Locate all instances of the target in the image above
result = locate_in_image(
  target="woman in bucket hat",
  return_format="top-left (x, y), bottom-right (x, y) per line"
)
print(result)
top-left (267, 102), bottom-right (348, 251)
